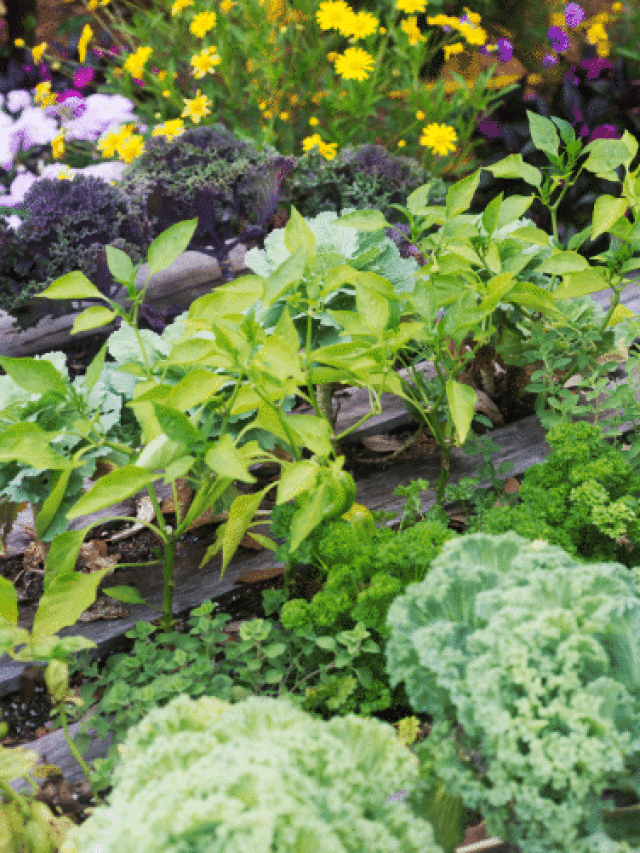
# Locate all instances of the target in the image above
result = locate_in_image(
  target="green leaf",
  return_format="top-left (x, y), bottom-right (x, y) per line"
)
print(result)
top-left (205, 434), bottom-right (257, 483)
top-left (536, 250), bottom-right (590, 274)
top-left (446, 379), bottom-right (476, 446)
top-left (263, 247), bottom-right (307, 305)
top-left (0, 355), bottom-right (68, 397)
top-left (147, 218), bottom-right (198, 274)
top-left (220, 485), bottom-right (272, 574)
top-left (183, 476), bottom-right (234, 533)
top-left (33, 527), bottom-right (115, 639)
top-left (527, 110), bottom-right (559, 159)
top-left (105, 244), bottom-right (135, 283)
top-left (495, 195), bottom-right (536, 230)
top-left (168, 369), bottom-right (226, 410)
top-left (552, 267), bottom-right (610, 299)
top-left (284, 205), bottom-right (316, 262)
top-left (481, 192), bottom-right (503, 237)
top-left (289, 480), bottom-right (330, 553)
top-left (445, 169), bottom-right (481, 219)
top-left (103, 585), bottom-right (154, 607)
top-left (151, 402), bottom-right (201, 447)
top-left (71, 306), bottom-right (119, 334)
top-left (507, 283), bottom-right (566, 320)
top-left (0, 423), bottom-right (73, 469)
top-left (163, 454), bottom-right (196, 483)
top-left (356, 284), bottom-right (389, 336)
top-left (136, 433), bottom-right (185, 470)
top-left (66, 465), bottom-right (153, 519)
top-left (582, 138), bottom-right (635, 177)
top-left (84, 342), bottom-right (107, 394)
top-left (36, 270), bottom-right (106, 302)
top-left (0, 576), bottom-right (17, 625)
top-left (35, 467), bottom-right (73, 540)
top-left (406, 183), bottom-right (435, 216)
top-left (288, 414), bottom-right (334, 456)
top-left (590, 195), bottom-right (629, 242)
top-left (277, 460), bottom-right (318, 504)
top-left (335, 208), bottom-right (391, 231)
top-left (484, 154), bottom-right (542, 188)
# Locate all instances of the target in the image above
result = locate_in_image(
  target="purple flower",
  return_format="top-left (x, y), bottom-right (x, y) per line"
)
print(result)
top-left (564, 3), bottom-right (585, 27)
top-left (548, 26), bottom-right (569, 52)
top-left (386, 790), bottom-right (410, 803)
top-left (477, 117), bottom-right (501, 139)
top-left (578, 122), bottom-right (590, 137)
top-left (580, 57), bottom-right (613, 79)
top-left (589, 124), bottom-right (619, 141)
top-left (542, 54), bottom-right (558, 68)
top-left (132, 78), bottom-right (145, 87)
top-left (73, 66), bottom-right (95, 89)
top-left (496, 38), bottom-right (513, 62)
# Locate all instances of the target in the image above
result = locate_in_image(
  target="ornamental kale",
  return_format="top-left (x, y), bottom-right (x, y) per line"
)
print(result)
top-left (472, 420), bottom-right (640, 565)
top-left (64, 694), bottom-right (442, 853)
top-left (386, 532), bottom-right (640, 853)
top-left (0, 174), bottom-right (148, 328)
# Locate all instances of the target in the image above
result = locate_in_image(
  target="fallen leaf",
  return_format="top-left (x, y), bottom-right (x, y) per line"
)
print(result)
top-left (77, 539), bottom-right (119, 572)
top-left (238, 566), bottom-right (286, 583)
top-left (503, 476), bottom-right (520, 494)
top-left (361, 434), bottom-right (405, 453)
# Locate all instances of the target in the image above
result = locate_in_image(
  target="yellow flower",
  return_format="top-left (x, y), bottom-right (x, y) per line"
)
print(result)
top-left (458, 21), bottom-right (486, 46)
top-left (124, 45), bottom-right (152, 77)
top-left (316, 0), bottom-right (353, 32)
top-left (420, 122), bottom-right (457, 156)
top-left (151, 117), bottom-right (185, 141)
top-left (264, 109), bottom-right (273, 119)
top-left (279, 110), bottom-right (289, 121)
top-left (258, 101), bottom-right (267, 110)
top-left (427, 14), bottom-right (458, 28)
top-left (596, 40), bottom-right (610, 57)
top-left (34, 81), bottom-right (57, 108)
top-left (13, 38), bottom-right (25, 47)
top-left (334, 46), bottom-right (374, 81)
top-left (157, 70), bottom-right (167, 81)
top-left (190, 10), bottom-right (217, 38)
top-left (302, 132), bottom-right (323, 152)
top-left (318, 138), bottom-right (337, 159)
top-left (311, 90), bottom-right (327, 105)
top-left (444, 42), bottom-right (464, 60)
top-left (117, 134), bottom-right (145, 163)
top-left (181, 89), bottom-right (212, 123)
top-left (415, 109), bottom-right (425, 120)
top-left (57, 166), bottom-right (73, 180)
top-left (32, 42), bottom-right (47, 65)
top-left (88, 0), bottom-right (99, 10)
top-left (162, 89), bottom-right (171, 97)
top-left (611, 1), bottom-right (623, 11)
top-left (345, 10), bottom-right (378, 39)
top-left (379, 26), bottom-right (386, 34)
top-left (463, 7), bottom-right (482, 25)
top-left (191, 48), bottom-right (221, 78)
top-left (51, 131), bottom-right (65, 160)
top-left (171, 0), bottom-right (193, 16)
top-left (288, 93), bottom-right (299, 106)
top-left (113, 68), bottom-right (124, 79)
top-left (327, 51), bottom-right (339, 62)
top-left (220, 0), bottom-right (234, 12)
top-left (309, 116), bottom-right (319, 126)
top-left (395, 0), bottom-right (427, 13)
top-left (400, 17), bottom-right (425, 45)
top-left (397, 139), bottom-right (406, 147)
top-left (78, 24), bottom-right (93, 64)
top-left (246, 58), bottom-right (255, 72)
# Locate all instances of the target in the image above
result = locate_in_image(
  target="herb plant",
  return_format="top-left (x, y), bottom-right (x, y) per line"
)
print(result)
top-left (279, 517), bottom-right (455, 640)
top-left (62, 693), bottom-right (442, 853)
top-left (68, 601), bottom-right (397, 793)
top-left (386, 532), bottom-right (640, 853)
top-left (472, 420), bottom-right (640, 565)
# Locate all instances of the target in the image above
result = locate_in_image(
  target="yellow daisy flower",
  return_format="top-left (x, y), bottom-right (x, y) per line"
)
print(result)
top-left (420, 122), bottom-right (457, 156)
top-left (334, 46), bottom-right (374, 81)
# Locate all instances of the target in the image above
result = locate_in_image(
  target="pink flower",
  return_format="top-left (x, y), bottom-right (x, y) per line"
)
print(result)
top-left (542, 54), bottom-right (558, 68)
top-left (73, 66), bottom-right (95, 89)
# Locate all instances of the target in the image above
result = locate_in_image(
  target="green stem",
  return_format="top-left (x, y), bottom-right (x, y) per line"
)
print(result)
top-left (57, 703), bottom-right (94, 781)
